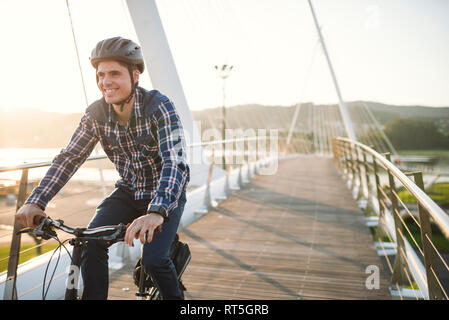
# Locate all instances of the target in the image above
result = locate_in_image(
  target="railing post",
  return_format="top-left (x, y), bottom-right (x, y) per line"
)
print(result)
top-left (3, 169), bottom-right (29, 300)
top-left (372, 155), bottom-right (383, 217)
top-left (371, 150), bottom-right (389, 243)
top-left (413, 171), bottom-right (443, 300)
top-left (236, 138), bottom-right (244, 188)
top-left (237, 164), bottom-right (243, 188)
top-left (385, 153), bottom-right (408, 288)
top-left (349, 143), bottom-right (357, 190)
top-left (363, 150), bottom-right (371, 200)
top-left (204, 146), bottom-right (215, 210)
top-left (223, 139), bottom-right (231, 196)
top-left (343, 141), bottom-right (355, 188)
top-left (338, 140), bottom-right (345, 173)
top-left (247, 145), bottom-right (252, 181)
top-left (338, 140), bottom-right (344, 171)
top-left (244, 138), bottom-right (250, 181)
top-left (343, 141), bottom-right (351, 181)
top-left (250, 137), bottom-right (257, 177)
top-left (355, 145), bottom-right (364, 200)
top-left (254, 136), bottom-right (260, 176)
top-left (338, 140), bottom-right (343, 173)
top-left (331, 139), bottom-right (338, 168)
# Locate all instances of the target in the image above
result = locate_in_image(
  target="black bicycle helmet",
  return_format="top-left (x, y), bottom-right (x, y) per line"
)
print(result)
top-left (90, 36), bottom-right (144, 73)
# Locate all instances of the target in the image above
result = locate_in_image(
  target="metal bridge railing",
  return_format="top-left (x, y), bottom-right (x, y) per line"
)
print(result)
top-left (332, 137), bottom-right (449, 300)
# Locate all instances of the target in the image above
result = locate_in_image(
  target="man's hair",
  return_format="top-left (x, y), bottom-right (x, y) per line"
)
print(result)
top-left (116, 61), bottom-right (139, 72)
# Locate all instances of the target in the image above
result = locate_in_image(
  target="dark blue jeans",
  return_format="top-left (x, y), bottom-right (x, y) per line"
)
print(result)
top-left (80, 186), bottom-right (187, 300)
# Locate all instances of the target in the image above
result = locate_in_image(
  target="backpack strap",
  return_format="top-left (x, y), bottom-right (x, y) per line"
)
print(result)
top-left (85, 98), bottom-right (109, 123)
top-left (141, 89), bottom-right (169, 119)
top-left (140, 89), bottom-right (170, 140)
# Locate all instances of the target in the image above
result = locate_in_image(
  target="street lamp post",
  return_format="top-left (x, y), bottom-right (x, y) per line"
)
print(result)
top-left (214, 64), bottom-right (234, 170)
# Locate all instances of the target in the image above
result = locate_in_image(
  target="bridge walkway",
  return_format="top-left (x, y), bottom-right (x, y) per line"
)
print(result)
top-left (108, 156), bottom-right (391, 300)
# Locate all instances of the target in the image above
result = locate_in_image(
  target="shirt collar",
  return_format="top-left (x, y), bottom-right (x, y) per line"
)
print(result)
top-left (132, 87), bottom-right (143, 118)
top-left (107, 87), bottom-right (143, 123)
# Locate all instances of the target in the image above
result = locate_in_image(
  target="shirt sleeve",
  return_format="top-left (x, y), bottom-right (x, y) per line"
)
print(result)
top-left (25, 113), bottom-right (99, 210)
top-left (148, 99), bottom-right (190, 214)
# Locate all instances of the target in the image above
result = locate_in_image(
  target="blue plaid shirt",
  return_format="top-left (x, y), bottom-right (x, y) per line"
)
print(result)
top-left (26, 87), bottom-right (190, 216)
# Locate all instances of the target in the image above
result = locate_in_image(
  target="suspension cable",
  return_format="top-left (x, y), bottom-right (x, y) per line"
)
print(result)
top-left (287, 39), bottom-right (320, 145)
top-left (361, 101), bottom-right (398, 155)
top-left (358, 102), bottom-right (389, 152)
top-left (65, 0), bottom-right (89, 108)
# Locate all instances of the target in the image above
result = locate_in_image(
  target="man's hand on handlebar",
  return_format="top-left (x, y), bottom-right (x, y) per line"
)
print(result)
top-left (16, 203), bottom-right (47, 228)
top-left (124, 213), bottom-right (163, 247)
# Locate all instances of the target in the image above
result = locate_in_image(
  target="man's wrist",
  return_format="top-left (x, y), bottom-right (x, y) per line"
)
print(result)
top-left (148, 205), bottom-right (169, 222)
top-left (26, 201), bottom-right (45, 211)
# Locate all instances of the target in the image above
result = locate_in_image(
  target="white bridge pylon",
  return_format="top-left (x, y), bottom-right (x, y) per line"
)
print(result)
top-left (125, 0), bottom-right (203, 168)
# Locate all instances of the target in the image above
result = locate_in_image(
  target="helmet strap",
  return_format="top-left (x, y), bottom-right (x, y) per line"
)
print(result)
top-left (117, 66), bottom-right (137, 112)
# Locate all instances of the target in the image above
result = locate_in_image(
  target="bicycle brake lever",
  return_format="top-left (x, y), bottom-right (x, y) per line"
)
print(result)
top-left (17, 219), bottom-right (57, 240)
top-left (33, 228), bottom-right (57, 240)
top-left (16, 228), bottom-right (34, 235)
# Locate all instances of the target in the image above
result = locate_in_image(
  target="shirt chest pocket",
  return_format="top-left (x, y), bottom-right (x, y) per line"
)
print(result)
top-left (136, 133), bottom-right (158, 157)
top-left (103, 135), bottom-right (120, 153)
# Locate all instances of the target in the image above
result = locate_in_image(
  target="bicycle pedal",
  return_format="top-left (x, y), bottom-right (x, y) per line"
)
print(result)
top-left (135, 292), bottom-right (149, 298)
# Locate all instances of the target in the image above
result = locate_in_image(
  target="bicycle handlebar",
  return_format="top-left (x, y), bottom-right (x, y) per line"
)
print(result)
top-left (18, 216), bottom-right (127, 243)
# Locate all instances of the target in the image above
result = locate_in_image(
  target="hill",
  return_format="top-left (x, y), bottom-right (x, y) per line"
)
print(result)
top-left (1, 102), bottom-right (448, 148)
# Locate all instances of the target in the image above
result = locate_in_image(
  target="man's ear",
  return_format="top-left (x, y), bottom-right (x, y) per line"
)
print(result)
top-left (133, 69), bottom-right (140, 85)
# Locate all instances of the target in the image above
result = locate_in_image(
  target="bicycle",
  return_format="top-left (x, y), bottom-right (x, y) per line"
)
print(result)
top-left (19, 216), bottom-right (190, 300)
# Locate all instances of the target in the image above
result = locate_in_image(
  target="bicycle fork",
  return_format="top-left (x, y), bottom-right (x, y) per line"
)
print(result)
top-left (64, 239), bottom-right (84, 300)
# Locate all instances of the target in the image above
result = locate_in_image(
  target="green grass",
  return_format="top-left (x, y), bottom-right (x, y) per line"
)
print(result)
top-left (403, 219), bottom-right (449, 252)
top-left (405, 232), bottom-right (449, 252)
top-left (403, 282), bottom-right (419, 290)
top-left (398, 150), bottom-right (449, 157)
top-left (0, 243), bottom-right (59, 273)
top-left (364, 204), bottom-right (377, 217)
top-left (369, 222), bottom-right (449, 252)
top-left (369, 226), bottom-right (391, 243)
top-left (398, 183), bottom-right (449, 207)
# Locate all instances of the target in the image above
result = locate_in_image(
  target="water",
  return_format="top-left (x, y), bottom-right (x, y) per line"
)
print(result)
top-left (0, 148), bottom-right (120, 183)
top-left (0, 148), bottom-right (61, 166)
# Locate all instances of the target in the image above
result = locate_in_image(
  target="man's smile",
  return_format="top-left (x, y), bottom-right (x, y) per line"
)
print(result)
top-left (103, 88), bottom-right (119, 99)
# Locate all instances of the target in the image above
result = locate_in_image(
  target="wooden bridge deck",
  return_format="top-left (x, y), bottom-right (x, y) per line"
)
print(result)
top-left (108, 156), bottom-right (391, 300)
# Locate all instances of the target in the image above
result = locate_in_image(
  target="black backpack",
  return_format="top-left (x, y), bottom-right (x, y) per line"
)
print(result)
top-left (133, 233), bottom-right (191, 292)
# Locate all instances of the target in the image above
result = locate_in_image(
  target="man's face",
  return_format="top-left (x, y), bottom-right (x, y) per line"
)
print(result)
top-left (96, 60), bottom-right (138, 105)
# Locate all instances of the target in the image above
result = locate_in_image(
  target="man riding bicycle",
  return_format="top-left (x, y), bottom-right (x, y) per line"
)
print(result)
top-left (15, 36), bottom-right (190, 300)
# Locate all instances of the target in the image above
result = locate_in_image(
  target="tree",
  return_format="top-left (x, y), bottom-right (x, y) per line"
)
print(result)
top-left (384, 119), bottom-right (447, 150)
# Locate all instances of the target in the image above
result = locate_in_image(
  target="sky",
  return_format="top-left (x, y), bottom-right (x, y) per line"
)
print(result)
top-left (0, 0), bottom-right (448, 114)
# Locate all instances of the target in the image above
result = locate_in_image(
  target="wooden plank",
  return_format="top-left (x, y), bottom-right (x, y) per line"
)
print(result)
top-left (108, 156), bottom-right (391, 300)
